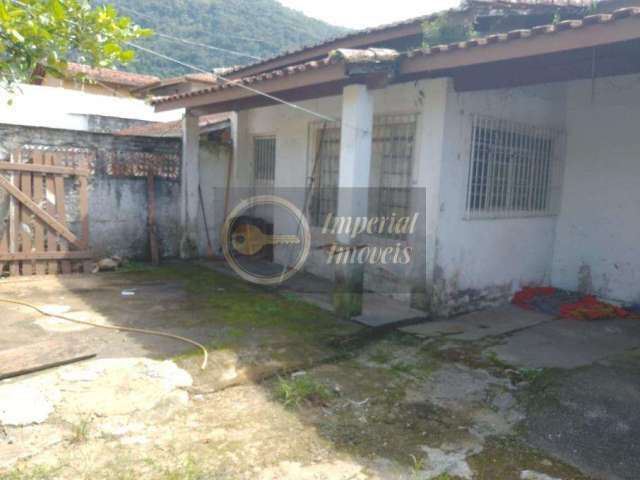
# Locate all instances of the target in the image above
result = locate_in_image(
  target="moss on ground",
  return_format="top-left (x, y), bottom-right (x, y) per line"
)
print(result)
top-left (468, 436), bottom-right (592, 480)
top-left (121, 261), bottom-right (359, 349)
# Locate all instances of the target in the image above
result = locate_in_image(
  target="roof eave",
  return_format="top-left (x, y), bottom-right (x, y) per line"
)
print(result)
top-left (400, 12), bottom-right (640, 77)
top-left (153, 61), bottom-right (349, 114)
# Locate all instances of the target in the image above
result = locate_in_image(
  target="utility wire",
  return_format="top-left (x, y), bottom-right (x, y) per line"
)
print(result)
top-left (128, 42), bottom-right (340, 124)
top-left (9, 0), bottom-right (364, 130)
top-left (155, 33), bottom-right (262, 61)
top-left (114, 3), bottom-right (289, 48)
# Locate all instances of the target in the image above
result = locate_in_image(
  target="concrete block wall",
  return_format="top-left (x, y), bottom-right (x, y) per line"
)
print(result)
top-left (0, 124), bottom-right (182, 260)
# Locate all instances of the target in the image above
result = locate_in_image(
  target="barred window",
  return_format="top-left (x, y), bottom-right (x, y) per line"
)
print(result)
top-left (254, 136), bottom-right (276, 189)
top-left (309, 115), bottom-right (417, 231)
top-left (370, 115), bottom-right (417, 233)
top-left (309, 124), bottom-right (341, 226)
top-left (466, 115), bottom-right (562, 219)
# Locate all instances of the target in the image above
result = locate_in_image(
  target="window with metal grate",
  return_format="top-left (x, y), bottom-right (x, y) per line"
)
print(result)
top-left (308, 115), bottom-right (417, 234)
top-left (253, 136), bottom-right (276, 191)
top-left (465, 115), bottom-right (564, 219)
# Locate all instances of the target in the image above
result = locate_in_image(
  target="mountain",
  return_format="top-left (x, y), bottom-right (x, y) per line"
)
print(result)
top-left (97, 0), bottom-right (349, 78)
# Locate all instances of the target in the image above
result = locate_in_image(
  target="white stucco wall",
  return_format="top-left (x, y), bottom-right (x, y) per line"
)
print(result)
top-left (199, 139), bottom-right (232, 254)
top-left (0, 84), bottom-right (180, 131)
top-left (551, 74), bottom-right (640, 304)
top-left (432, 82), bottom-right (568, 313)
top-left (235, 82), bottom-right (427, 298)
top-left (228, 74), bottom-right (638, 311)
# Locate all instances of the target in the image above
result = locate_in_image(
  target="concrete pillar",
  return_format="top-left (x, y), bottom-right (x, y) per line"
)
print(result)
top-left (333, 84), bottom-right (374, 319)
top-left (410, 78), bottom-right (453, 312)
top-left (180, 111), bottom-right (200, 258)
top-left (230, 110), bottom-right (252, 190)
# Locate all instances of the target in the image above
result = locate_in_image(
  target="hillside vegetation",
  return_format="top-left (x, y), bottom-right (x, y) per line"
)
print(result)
top-left (97, 0), bottom-right (348, 77)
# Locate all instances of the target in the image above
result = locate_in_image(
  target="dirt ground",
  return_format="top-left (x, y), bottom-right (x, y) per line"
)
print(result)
top-left (0, 263), bottom-right (634, 479)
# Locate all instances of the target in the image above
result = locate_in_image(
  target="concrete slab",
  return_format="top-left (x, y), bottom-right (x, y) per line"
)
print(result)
top-left (487, 318), bottom-right (640, 369)
top-left (353, 294), bottom-right (426, 328)
top-left (202, 259), bottom-right (428, 328)
top-left (525, 360), bottom-right (640, 480)
top-left (400, 305), bottom-right (551, 341)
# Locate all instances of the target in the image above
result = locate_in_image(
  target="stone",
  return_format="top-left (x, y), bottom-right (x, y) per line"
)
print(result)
top-left (259, 461), bottom-right (368, 480)
top-left (0, 384), bottom-right (55, 426)
top-left (521, 471), bottom-right (562, 480)
top-left (420, 446), bottom-right (474, 480)
top-left (97, 258), bottom-right (120, 271)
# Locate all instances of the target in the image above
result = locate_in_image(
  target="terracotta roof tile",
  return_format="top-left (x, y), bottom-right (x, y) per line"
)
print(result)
top-left (153, 6), bottom-right (640, 107)
top-left (115, 113), bottom-right (231, 137)
top-left (67, 63), bottom-right (159, 88)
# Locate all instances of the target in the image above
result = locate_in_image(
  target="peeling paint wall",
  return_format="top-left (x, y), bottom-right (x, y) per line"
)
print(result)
top-left (551, 74), bottom-right (640, 304)
top-left (198, 139), bottom-right (232, 254)
top-left (235, 82), bottom-right (428, 302)
top-left (0, 124), bottom-right (182, 260)
top-left (431, 82), bottom-right (568, 316)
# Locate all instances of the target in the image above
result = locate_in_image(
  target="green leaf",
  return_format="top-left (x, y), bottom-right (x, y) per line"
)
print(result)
top-left (9, 29), bottom-right (24, 42)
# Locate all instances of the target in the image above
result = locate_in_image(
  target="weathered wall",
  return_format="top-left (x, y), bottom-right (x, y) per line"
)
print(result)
top-left (0, 124), bottom-right (182, 260)
top-left (198, 139), bottom-right (232, 255)
top-left (551, 74), bottom-right (640, 304)
top-left (233, 79), bottom-right (569, 312)
top-left (235, 82), bottom-right (427, 301)
top-left (432, 82), bottom-right (567, 315)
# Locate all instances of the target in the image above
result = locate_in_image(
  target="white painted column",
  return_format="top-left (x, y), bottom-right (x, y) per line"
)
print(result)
top-left (180, 111), bottom-right (201, 258)
top-left (333, 84), bottom-right (374, 318)
top-left (231, 110), bottom-right (252, 189)
top-left (412, 77), bottom-right (454, 312)
top-left (336, 84), bottom-right (374, 236)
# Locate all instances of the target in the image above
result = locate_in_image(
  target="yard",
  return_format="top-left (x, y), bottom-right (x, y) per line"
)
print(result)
top-left (1, 263), bottom-right (639, 480)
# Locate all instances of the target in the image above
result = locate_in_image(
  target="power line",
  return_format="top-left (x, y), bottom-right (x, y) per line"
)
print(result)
top-left (9, 0), bottom-right (355, 129)
top-left (127, 42), bottom-right (339, 124)
top-left (114, 3), bottom-right (283, 49)
top-left (155, 33), bottom-right (262, 61)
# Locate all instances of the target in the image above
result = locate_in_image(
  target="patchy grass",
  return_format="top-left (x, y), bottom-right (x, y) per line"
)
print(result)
top-left (517, 368), bottom-right (546, 383)
top-left (68, 417), bottom-right (92, 444)
top-left (123, 262), bottom-right (353, 341)
top-left (274, 374), bottom-right (335, 408)
top-left (468, 435), bottom-right (592, 480)
top-left (369, 348), bottom-right (392, 364)
top-left (0, 466), bottom-right (58, 480)
top-left (156, 457), bottom-right (221, 480)
top-left (485, 351), bottom-right (515, 371)
top-left (409, 454), bottom-right (426, 478)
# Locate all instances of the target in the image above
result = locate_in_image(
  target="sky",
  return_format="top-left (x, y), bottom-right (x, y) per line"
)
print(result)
top-left (278, 0), bottom-right (461, 29)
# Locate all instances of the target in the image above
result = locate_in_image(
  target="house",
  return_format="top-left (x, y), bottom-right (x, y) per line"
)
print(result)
top-left (39, 62), bottom-right (160, 98)
top-left (152, 5), bottom-right (640, 319)
top-left (132, 73), bottom-right (219, 99)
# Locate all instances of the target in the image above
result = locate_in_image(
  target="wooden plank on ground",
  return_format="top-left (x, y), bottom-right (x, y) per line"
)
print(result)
top-left (32, 151), bottom-right (47, 275)
top-left (52, 152), bottom-right (71, 274)
top-left (0, 339), bottom-right (96, 381)
top-left (44, 152), bottom-right (58, 274)
top-left (0, 162), bottom-right (90, 177)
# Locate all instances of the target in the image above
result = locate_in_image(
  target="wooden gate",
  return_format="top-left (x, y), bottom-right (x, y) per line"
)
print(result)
top-left (0, 147), bottom-right (93, 276)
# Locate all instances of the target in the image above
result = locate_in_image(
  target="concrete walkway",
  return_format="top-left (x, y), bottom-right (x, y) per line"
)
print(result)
top-left (202, 259), bottom-right (426, 327)
top-left (401, 304), bottom-right (640, 480)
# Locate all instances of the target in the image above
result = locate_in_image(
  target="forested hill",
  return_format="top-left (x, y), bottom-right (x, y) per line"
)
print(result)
top-left (97, 0), bottom-right (349, 78)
